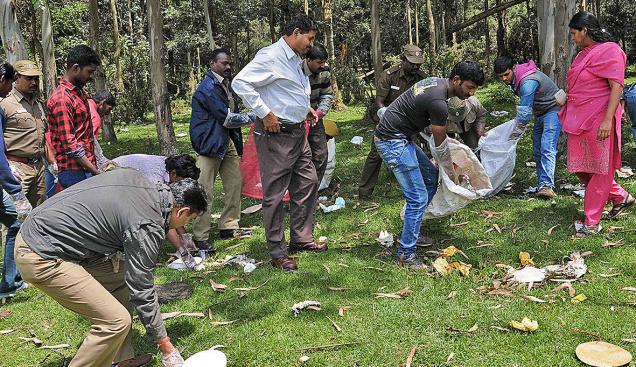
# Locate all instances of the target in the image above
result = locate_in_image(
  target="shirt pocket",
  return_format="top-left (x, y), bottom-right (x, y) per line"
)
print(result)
top-left (9, 110), bottom-right (37, 131)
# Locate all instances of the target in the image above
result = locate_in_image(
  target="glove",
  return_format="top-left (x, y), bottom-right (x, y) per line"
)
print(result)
top-left (11, 191), bottom-right (32, 222)
top-left (377, 107), bottom-right (387, 120)
top-left (180, 233), bottom-right (197, 252)
top-left (223, 108), bottom-right (258, 129)
top-left (161, 350), bottom-right (184, 367)
top-left (508, 122), bottom-right (526, 141)
top-left (432, 138), bottom-right (457, 183)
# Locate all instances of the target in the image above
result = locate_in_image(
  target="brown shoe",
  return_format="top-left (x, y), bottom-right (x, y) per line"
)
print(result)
top-left (271, 257), bottom-right (298, 271)
top-left (536, 186), bottom-right (556, 200)
top-left (114, 354), bottom-right (153, 367)
top-left (289, 241), bottom-right (328, 253)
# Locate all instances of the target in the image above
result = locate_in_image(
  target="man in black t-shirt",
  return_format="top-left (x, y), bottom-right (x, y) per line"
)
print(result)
top-left (374, 61), bottom-right (485, 269)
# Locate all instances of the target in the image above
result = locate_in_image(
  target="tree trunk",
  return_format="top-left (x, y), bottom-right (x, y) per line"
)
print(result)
top-left (0, 0), bottom-right (28, 63)
top-left (537, 0), bottom-right (555, 78)
top-left (187, 50), bottom-right (196, 95)
top-left (406, 0), bottom-right (413, 45)
top-left (110, 0), bottom-right (124, 92)
top-left (202, 0), bottom-right (215, 49)
top-left (554, 0), bottom-right (576, 89)
top-left (415, 0), bottom-right (419, 45)
top-left (579, 0), bottom-right (586, 11)
top-left (40, 2), bottom-right (57, 98)
top-left (495, 0), bottom-right (506, 55)
top-left (126, 0), bottom-right (134, 34)
top-left (484, 0), bottom-right (490, 76)
top-left (527, 0), bottom-right (539, 61)
top-left (269, 0), bottom-right (276, 43)
top-left (370, 0), bottom-right (383, 87)
top-left (426, 0), bottom-right (436, 74)
top-left (304, 0), bottom-right (309, 15)
top-left (147, 0), bottom-right (178, 156)
top-left (88, 0), bottom-right (107, 91)
top-left (447, 0), bottom-right (525, 35)
top-left (322, 0), bottom-right (343, 110)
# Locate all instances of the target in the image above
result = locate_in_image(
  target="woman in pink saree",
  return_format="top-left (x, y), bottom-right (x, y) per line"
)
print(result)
top-left (559, 11), bottom-right (634, 237)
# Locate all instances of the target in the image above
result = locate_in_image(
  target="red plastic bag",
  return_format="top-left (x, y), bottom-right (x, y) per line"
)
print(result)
top-left (240, 126), bottom-right (290, 201)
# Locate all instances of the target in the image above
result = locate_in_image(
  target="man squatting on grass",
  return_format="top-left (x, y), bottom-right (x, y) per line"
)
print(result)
top-left (374, 61), bottom-right (485, 269)
top-left (15, 169), bottom-right (207, 367)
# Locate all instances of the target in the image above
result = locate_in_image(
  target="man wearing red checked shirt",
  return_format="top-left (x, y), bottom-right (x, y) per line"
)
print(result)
top-left (47, 45), bottom-right (101, 189)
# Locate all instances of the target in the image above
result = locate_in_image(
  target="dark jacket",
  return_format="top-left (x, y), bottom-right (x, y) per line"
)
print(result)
top-left (190, 71), bottom-right (243, 158)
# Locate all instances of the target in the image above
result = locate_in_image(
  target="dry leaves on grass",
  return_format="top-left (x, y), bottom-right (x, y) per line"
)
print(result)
top-left (233, 280), bottom-right (270, 297)
top-left (447, 291), bottom-right (458, 300)
top-left (211, 319), bottom-right (240, 327)
top-left (326, 316), bottom-right (342, 332)
top-left (519, 252), bottom-right (534, 266)
top-left (39, 344), bottom-right (70, 350)
top-left (509, 317), bottom-right (539, 332)
top-left (403, 345), bottom-right (417, 367)
top-left (447, 323), bottom-right (479, 335)
top-left (209, 279), bottom-right (228, 292)
top-left (328, 287), bottom-right (350, 292)
top-left (338, 306), bottom-right (351, 317)
top-left (547, 224), bottom-right (560, 235)
top-left (521, 295), bottom-right (547, 303)
top-left (571, 294), bottom-right (587, 304)
top-left (373, 287), bottom-right (413, 299)
top-left (0, 310), bottom-right (11, 320)
top-left (552, 283), bottom-right (576, 298)
top-left (19, 336), bottom-right (43, 347)
top-left (622, 287), bottom-right (636, 292)
top-left (0, 329), bottom-right (15, 335)
top-left (481, 210), bottom-right (502, 219)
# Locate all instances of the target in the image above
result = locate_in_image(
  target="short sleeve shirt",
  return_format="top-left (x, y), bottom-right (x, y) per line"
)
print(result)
top-left (375, 77), bottom-right (449, 140)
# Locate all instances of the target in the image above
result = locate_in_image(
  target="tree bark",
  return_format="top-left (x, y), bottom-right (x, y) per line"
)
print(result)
top-left (484, 0), bottom-right (490, 75)
top-left (495, 0), bottom-right (506, 55)
top-left (446, 0), bottom-right (525, 35)
top-left (426, 0), bottom-right (436, 74)
top-left (553, 0), bottom-right (576, 89)
top-left (147, 0), bottom-right (178, 156)
top-left (322, 0), bottom-right (343, 110)
top-left (0, 0), bottom-right (28, 63)
top-left (40, 2), bottom-right (57, 98)
top-left (88, 0), bottom-right (107, 91)
top-left (537, 0), bottom-right (555, 78)
top-left (406, 0), bottom-right (413, 45)
top-left (110, 0), bottom-right (124, 92)
top-left (202, 0), bottom-right (216, 49)
top-left (269, 0), bottom-right (276, 43)
top-left (304, 0), bottom-right (309, 15)
top-left (415, 0), bottom-right (419, 45)
top-left (370, 0), bottom-right (383, 87)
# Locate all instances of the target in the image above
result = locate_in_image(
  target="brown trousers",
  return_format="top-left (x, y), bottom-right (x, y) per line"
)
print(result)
top-left (12, 160), bottom-right (46, 207)
top-left (307, 119), bottom-right (328, 184)
top-left (192, 140), bottom-right (242, 241)
top-left (14, 234), bottom-right (134, 367)
top-left (358, 140), bottom-right (382, 198)
top-left (253, 119), bottom-right (318, 259)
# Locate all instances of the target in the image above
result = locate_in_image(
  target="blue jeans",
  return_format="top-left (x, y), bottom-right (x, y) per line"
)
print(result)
top-left (624, 87), bottom-right (636, 144)
top-left (58, 169), bottom-right (93, 189)
top-left (45, 167), bottom-right (56, 198)
top-left (375, 138), bottom-right (439, 256)
top-left (532, 111), bottom-right (561, 188)
top-left (0, 191), bottom-right (23, 295)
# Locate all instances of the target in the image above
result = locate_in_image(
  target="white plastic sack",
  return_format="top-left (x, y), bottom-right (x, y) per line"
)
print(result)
top-left (477, 119), bottom-right (519, 196)
top-left (319, 138), bottom-right (336, 191)
top-left (425, 136), bottom-right (492, 218)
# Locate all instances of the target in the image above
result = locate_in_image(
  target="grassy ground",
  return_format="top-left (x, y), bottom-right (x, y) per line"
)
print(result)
top-left (3, 82), bottom-right (636, 367)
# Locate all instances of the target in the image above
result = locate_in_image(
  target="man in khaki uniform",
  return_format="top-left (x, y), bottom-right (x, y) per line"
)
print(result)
top-left (0, 60), bottom-right (55, 207)
top-left (446, 96), bottom-right (488, 150)
top-left (359, 45), bottom-right (426, 200)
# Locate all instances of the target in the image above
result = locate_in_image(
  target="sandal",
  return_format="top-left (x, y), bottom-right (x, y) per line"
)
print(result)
top-left (573, 221), bottom-right (602, 238)
top-left (608, 194), bottom-right (635, 219)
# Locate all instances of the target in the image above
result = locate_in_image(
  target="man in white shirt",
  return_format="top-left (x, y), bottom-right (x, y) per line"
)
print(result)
top-left (233, 14), bottom-right (327, 271)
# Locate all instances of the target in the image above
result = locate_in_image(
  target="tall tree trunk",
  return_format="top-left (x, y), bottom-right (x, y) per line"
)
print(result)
top-left (147, 0), bottom-right (178, 155)
top-left (554, 0), bottom-right (576, 89)
top-left (304, 0), bottom-right (309, 14)
top-left (187, 50), bottom-right (196, 95)
top-left (406, 0), bottom-right (413, 44)
top-left (495, 0), bottom-right (506, 55)
top-left (527, 0), bottom-right (539, 61)
top-left (426, 0), bottom-right (436, 74)
top-left (370, 0), bottom-right (383, 87)
top-left (110, 0), bottom-right (124, 92)
top-left (579, 0), bottom-right (586, 11)
top-left (40, 2), bottom-right (56, 98)
top-left (88, 0), bottom-right (107, 91)
top-left (484, 0), bottom-right (490, 76)
top-left (268, 0), bottom-right (276, 43)
top-left (202, 0), bottom-right (216, 49)
top-left (322, 0), bottom-right (343, 109)
top-left (415, 0), bottom-right (419, 45)
top-left (0, 0), bottom-right (28, 63)
top-left (594, 0), bottom-right (600, 19)
top-left (537, 0), bottom-right (555, 78)
top-left (126, 0), bottom-right (134, 34)
top-left (440, 10), bottom-right (447, 47)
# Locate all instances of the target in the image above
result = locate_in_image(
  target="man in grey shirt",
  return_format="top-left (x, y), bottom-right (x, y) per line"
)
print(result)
top-left (15, 169), bottom-right (207, 367)
top-left (232, 14), bottom-right (327, 271)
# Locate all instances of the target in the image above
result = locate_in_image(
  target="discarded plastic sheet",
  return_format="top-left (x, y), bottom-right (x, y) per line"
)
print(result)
top-left (184, 348), bottom-right (228, 367)
top-left (168, 257), bottom-right (203, 271)
top-left (490, 111), bottom-right (509, 117)
top-left (319, 197), bottom-right (345, 213)
top-left (509, 266), bottom-right (546, 284)
top-left (377, 230), bottom-right (394, 247)
top-left (243, 263), bottom-right (257, 273)
top-left (156, 281), bottom-right (193, 303)
top-left (478, 119), bottom-right (519, 196)
top-left (214, 254), bottom-right (256, 269)
top-left (524, 186), bottom-right (538, 194)
top-left (506, 252), bottom-right (588, 287)
top-left (576, 341), bottom-right (632, 367)
top-left (241, 204), bottom-right (262, 214)
top-left (350, 136), bottom-right (363, 145)
top-left (291, 301), bottom-right (322, 316)
top-left (559, 183), bottom-right (585, 191)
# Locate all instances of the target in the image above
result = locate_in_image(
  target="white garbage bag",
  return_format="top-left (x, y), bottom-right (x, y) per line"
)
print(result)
top-left (477, 119), bottom-right (519, 196)
top-left (319, 138), bottom-right (336, 191)
top-left (425, 136), bottom-right (492, 218)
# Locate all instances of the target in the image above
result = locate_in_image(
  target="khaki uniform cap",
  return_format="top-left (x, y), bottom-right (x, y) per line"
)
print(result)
top-left (402, 44), bottom-right (425, 64)
top-left (14, 60), bottom-right (42, 76)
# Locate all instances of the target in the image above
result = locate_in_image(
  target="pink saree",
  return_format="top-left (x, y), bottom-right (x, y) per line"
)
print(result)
top-left (559, 42), bottom-right (626, 175)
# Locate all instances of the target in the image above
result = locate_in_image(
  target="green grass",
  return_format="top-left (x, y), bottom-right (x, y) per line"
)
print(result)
top-left (3, 87), bottom-right (636, 367)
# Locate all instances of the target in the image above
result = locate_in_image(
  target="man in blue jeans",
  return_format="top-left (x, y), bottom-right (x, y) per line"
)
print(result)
top-left (0, 60), bottom-right (32, 299)
top-left (623, 83), bottom-right (636, 144)
top-left (374, 61), bottom-right (485, 269)
top-left (494, 56), bottom-right (562, 199)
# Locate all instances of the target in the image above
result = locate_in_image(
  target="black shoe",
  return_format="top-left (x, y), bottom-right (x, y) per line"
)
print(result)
top-left (194, 239), bottom-right (213, 252)
top-left (219, 228), bottom-right (252, 239)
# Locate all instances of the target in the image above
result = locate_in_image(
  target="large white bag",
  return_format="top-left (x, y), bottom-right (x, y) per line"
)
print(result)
top-left (477, 119), bottom-right (519, 196)
top-left (319, 138), bottom-right (336, 191)
top-left (424, 136), bottom-right (492, 218)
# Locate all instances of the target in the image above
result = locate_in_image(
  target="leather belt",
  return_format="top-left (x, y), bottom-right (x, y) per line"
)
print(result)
top-left (7, 154), bottom-right (40, 165)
